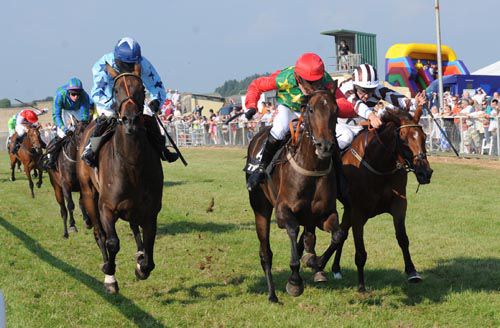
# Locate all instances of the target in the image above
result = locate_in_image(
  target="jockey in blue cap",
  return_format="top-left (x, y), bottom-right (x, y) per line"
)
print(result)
top-left (43, 77), bottom-right (92, 169)
top-left (81, 37), bottom-right (178, 167)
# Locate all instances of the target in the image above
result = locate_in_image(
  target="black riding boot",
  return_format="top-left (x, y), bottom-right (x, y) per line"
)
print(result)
top-left (81, 116), bottom-right (113, 167)
top-left (42, 137), bottom-right (62, 169)
top-left (333, 151), bottom-right (349, 205)
top-left (12, 135), bottom-right (25, 154)
top-left (144, 115), bottom-right (179, 163)
top-left (247, 134), bottom-right (281, 191)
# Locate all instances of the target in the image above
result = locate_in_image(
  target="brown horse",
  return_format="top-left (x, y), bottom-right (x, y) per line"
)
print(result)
top-left (246, 80), bottom-right (340, 303)
top-left (315, 104), bottom-right (433, 292)
top-left (9, 126), bottom-right (44, 198)
top-left (77, 64), bottom-right (163, 294)
top-left (47, 122), bottom-right (91, 238)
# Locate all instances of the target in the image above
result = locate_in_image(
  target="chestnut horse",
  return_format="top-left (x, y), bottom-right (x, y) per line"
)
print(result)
top-left (9, 126), bottom-right (44, 198)
top-left (77, 64), bottom-right (163, 294)
top-left (47, 121), bottom-right (91, 238)
top-left (246, 80), bottom-right (340, 303)
top-left (315, 105), bottom-right (433, 292)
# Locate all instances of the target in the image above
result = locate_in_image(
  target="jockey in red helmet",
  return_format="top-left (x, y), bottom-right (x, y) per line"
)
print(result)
top-left (11, 109), bottom-right (39, 154)
top-left (244, 52), bottom-right (356, 191)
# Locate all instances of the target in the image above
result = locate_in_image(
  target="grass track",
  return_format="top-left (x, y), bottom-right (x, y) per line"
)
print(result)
top-left (0, 149), bottom-right (499, 327)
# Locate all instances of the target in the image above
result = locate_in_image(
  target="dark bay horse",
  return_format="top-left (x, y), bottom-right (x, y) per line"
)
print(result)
top-left (77, 64), bottom-right (163, 294)
top-left (316, 104), bottom-right (433, 292)
top-left (47, 122), bottom-right (91, 238)
top-left (9, 126), bottom-right (44, 198)
top-left (246, 80), bottom-right (340, 303)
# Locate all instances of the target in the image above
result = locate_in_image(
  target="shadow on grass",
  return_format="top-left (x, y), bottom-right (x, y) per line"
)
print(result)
top-left (156, 276), bottom-right (246, 305)
top-left (0, 216), bottom-right (164, 328)
top-left (157, 220), bottom-right (238, 235)
top-left (247, 257), bottom-right (500, 305)
top-left (163, 180), bottom-right (187, 187)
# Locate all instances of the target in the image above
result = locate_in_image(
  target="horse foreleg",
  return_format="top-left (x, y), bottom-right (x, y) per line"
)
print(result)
top-left (62, 184), bottom-right (77, 233)
top-left (250, 189), bottom-right (277, 303)
top-left (317, 208), bottom-right (351, 272)
top-left (277, 205), bottom-right (303, 298)
top-left (352, 218), bottom-right (368, 292)
top-left (36, 168), bottom-right (43, 188)
top-left (53, 184), bottom-right (69, 238)
top-left (391, 204), bottom-right (421, 283)
top-left (301, 228), bottom-right (328, 283)
top-left (130, 223), bottom-right (144, 262)
top-left (100, 207), bottom-right (120, 294)
top-left (25, 164), bottom-right (35, 198)
top-left (135, 219), bottom-right (156, 280)
top-left (9, 156), bottom-right (17, 181)
top-left (78, 193), bottom-right (92, 229)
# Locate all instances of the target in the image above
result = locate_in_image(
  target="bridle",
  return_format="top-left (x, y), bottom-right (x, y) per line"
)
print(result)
top-left (112, 73), bottom-right (144, 117)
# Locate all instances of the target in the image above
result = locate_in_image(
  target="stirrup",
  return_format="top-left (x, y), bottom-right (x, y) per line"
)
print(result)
top-left (81, 149), bottom-right (97, 167)
top-left (247, 166), bottom-right (267, 191)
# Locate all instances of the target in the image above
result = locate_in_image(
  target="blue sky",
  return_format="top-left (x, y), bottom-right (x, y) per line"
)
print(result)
top-left (0, 0), bottom-right (497, 101)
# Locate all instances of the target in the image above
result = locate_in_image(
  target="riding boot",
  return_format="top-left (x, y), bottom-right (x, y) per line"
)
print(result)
top-left (247, 134), bottom-right (281, 191)
top-left (144, 115), bottom-right (179, 163)
top-left (12, 135), bottom-right (25, 154)
top-left (81, 116), bottom-right (112, 167)
top-left (333, 151), bottom-right (349, 205)
top-left (43, 137), bottom-right (62, 170)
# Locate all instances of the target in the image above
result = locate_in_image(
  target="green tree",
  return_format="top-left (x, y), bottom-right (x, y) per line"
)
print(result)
top-left (0, 98), bottom-right (11, 108)
top-left (215, 73), bottom-right (269, 97)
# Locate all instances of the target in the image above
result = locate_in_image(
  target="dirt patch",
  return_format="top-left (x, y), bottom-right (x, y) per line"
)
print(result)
top-left (429, 155), bottom-right (500, 170)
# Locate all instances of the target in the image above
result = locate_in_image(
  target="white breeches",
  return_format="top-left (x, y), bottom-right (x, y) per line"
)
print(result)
top-left (270, 104), bottom-right (300, 140)
top-left (336, 122), bottom-right (363, 150)
top-left (15, 124), bottom-right (27, 137)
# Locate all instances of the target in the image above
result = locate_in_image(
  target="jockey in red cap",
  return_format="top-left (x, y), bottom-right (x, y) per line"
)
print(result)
top-left (11, 109), bottom-right (40, 154)
top-left (244, 52), bottom-right (356, 192)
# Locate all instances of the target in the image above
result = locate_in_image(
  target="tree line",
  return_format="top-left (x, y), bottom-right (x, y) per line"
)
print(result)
top-left (214, 73), bottom-right (269, 98)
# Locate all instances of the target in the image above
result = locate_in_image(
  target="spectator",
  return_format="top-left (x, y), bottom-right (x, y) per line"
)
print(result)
top-left (338, 40), bottom-right (350, 70)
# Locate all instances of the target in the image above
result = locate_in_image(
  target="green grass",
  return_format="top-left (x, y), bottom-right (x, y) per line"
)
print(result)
top-left (1, 148), bottom-right (500, 327)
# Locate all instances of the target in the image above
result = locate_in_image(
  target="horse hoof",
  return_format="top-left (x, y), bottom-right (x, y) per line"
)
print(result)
top-left (36, 183), bottom-right (42, 188)
top-left (407, 272), bottom-right (422, 283)
top-left (332, 271), bottom-right (343, 280)
top-left (104, 282), bottom-right (119, 294)
top-left (358, 285), bottom-right (367, 293)
top-left (268, 294), bottom-right (279, 303)
top-left (313, 271), bottom-right (328, 283)
top-left (135, 264), bottom-right (150, 280)
top-left (69, 226), bottom-right (78, 233)
top-left (84, 220), bottom-right (92, 229)
top-left (301, 253), bottom-right (316, 269)
top-left (286, 281), bottom-right (304, 297)
top-left (135, 251), bottom-right (145, 262)
top-left (63, 233), bottom-right (69, 239)
top-left (10, 177), bottom-right (15, 182)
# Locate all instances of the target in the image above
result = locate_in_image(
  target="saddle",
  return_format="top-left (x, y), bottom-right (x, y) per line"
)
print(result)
top-left (244, 119), bottom-right (304, 175)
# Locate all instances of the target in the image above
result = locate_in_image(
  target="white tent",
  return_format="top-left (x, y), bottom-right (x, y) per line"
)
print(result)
top-left (472, 61), bottom-right (500, 75)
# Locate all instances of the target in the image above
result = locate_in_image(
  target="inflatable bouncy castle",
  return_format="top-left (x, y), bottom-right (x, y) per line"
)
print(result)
top-left (385, 43), bottom-right (470, 96)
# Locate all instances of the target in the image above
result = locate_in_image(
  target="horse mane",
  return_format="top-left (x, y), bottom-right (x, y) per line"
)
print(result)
top-left (380, 108), bottom-right (412, 127)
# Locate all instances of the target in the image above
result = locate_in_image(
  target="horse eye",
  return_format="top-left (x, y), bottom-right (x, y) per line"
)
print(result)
top-left (308, 106), bottom-right (314, 113)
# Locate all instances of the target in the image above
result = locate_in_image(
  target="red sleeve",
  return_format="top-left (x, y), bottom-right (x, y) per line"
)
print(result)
top-left (245, 70), bottom-right (280, 109)
top-left (335, 88), bottom-right (357, 118)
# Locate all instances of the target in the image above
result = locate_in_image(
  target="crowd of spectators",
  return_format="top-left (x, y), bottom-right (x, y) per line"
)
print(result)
top-left (423, 89), bottom-right (499, 154)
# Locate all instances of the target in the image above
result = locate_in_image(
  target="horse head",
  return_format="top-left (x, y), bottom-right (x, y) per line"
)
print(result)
top-left (300, 78), bottom-right (338, 159)
top-left (27, 125), bottom-right (43, 154)
top-left (106, 64), bottom-right (145, 134)
top-left (383, 107), bottom-right (433, 184)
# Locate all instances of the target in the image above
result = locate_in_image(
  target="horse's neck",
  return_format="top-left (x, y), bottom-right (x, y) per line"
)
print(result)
top-left (293, 134), bottom-right (328, 170)
top-left (365, 126), bottom-right (398, 165)
top-left (112, 125), bottom-right (147, 163)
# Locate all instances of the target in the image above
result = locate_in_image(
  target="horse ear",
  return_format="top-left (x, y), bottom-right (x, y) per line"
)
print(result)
top-left (330, 79), bottom-right (338, 95)
top-left (296, 75), bottom-right (315, 94)
top-left (133, 63), bottom-right (141, 76)
top-left (413, 104), bottom-right (423, 123)
top-left (106, 63), bottom-right (119, 79)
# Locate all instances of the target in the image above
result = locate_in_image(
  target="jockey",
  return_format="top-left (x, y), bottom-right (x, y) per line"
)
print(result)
top-left (80, 37), bottom-right (178, 167)
top-left (244, 52), bottom-right (357, 191)
top-left (336, 63), bottom-right (415, 150)
top-left (12, 109), bottom-right (40, 154)
top-left (43, 78), bottom-right (92, 169)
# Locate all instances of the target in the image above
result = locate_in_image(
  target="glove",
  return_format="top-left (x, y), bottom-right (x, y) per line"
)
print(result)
top-left (245, 108), bottom-right (257, 120)
top-left (149, 99), bottom-right (160, 113)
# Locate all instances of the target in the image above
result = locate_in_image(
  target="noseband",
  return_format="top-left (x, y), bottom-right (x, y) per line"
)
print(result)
top-left (395, 124), bottom-right (427, 170)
